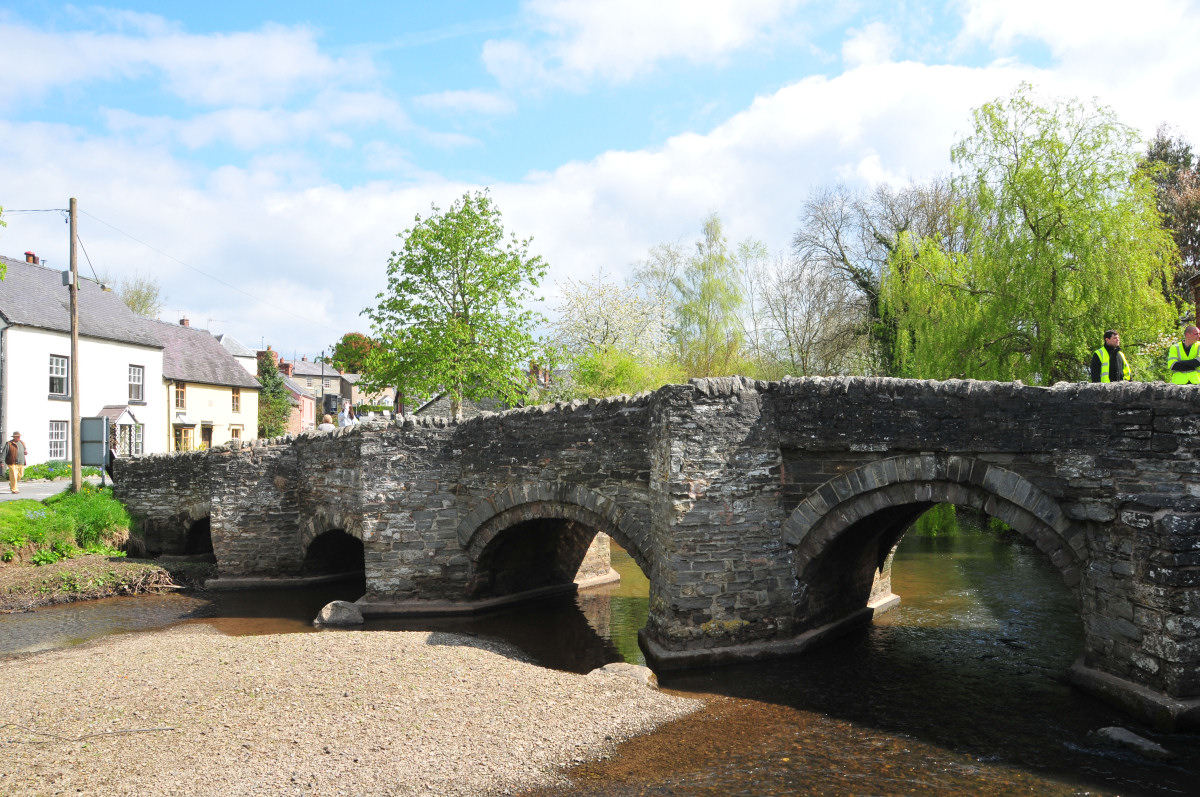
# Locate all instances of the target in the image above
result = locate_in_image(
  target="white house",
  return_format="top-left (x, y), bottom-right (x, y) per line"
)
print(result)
top-left (0, 253), bottom-right (167, 464)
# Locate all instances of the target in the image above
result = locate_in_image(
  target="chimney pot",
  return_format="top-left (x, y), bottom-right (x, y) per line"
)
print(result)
top-left (24, 251), bottom-right (38, 265)
top-left (301, 355), bottom-right (307, 361)
top-left (179, 317), bottom-right (190, 327)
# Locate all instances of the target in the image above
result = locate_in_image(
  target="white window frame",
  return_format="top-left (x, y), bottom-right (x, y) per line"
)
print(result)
top-left (231, 387), bottom-right (241, 413)
top-left (49, 355), bottom-right (69, 396)
top-left (48, 420), bottom-right (68, 459)
top-left (129, 365), bottom-right (144, 402)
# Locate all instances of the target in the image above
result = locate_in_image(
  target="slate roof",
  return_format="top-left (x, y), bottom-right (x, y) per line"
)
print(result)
top-left (214, 333), bottom-right (257, 358)
top-left (288, 359), bottom-right (340, 378)
top-left (0, 256), bottom-right (162, 348)
top-left (145, 319), bottom-right (261, 390)
top-left (282, 374), bottom-right (313, 401)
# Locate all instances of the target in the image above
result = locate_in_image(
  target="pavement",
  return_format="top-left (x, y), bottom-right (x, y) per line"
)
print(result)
top-left (0, 475), bottom-right (106, 503)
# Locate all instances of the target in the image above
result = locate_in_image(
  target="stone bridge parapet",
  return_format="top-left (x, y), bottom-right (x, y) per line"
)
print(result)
top-left (114, 377), bottom-right (1200, 729)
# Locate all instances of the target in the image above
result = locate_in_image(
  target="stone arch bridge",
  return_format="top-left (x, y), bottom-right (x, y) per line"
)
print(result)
top-left (114, 377), bottom-right (1200, 730)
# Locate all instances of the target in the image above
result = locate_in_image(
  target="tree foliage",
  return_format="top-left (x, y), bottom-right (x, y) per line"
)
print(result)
top-left (792, 179), bottom-right (967, 375)
top-left (637, 213), bottom-right (746, 377)
top-left (547, 270), bottom-right (677, 398)
top-left (363, 190), bottom-right (546, 419)
top-left (115, 272), bottom-right (166, 318)
top-left (256, 350), bottom-right (292, 438)
top-left (1141, 125), bottom-right (1200, 307)
top-left (329, 332), bottom-right (376, 374)
top-left (883, 85), bottom-right (1177, 384)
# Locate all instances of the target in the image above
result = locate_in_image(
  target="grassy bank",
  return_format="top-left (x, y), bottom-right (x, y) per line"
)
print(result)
top-left (0, 484), bottom-right (213, 612)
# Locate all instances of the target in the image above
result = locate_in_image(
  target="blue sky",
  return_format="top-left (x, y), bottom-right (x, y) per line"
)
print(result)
top-left (2, 1), bottom-right (1198, 357)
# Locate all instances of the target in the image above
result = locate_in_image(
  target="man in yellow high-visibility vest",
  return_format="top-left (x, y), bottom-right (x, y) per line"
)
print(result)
top-left (1090, 330), bottom-right (1130, 383)
top-left (1168, 325), bottom-right (1200, 385)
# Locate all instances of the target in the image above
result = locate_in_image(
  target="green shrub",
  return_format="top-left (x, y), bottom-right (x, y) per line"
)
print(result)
top-left (21, 461), bottom-right (103, 480)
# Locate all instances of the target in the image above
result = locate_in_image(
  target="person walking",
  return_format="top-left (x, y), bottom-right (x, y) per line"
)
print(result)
top-left (1168, 325), bottom-right (1200, 385)
top-left (5, 431), bottom-right (27, 494)
top-left (1089, 330), bottom-right (1130, 383)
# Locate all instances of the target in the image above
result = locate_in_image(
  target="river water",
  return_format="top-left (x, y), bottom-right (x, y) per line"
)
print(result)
top-left (2, 514), bottom-right (1198, 795)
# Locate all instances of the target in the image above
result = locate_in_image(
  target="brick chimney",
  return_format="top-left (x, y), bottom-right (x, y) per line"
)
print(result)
top-left (179, 317), bottom-right (190, 327)
top-left (24, 251), bottom-right (38, 265)
top-left (257, 349), bottom-right (279, 368)
top-left (279, 360), bottom-right (294, 377)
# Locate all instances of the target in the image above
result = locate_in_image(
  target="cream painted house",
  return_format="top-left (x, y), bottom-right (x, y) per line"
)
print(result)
top-left (0, 254), bottom-right (167, 464)
top-left (146, 318), bottom-right (260, 451)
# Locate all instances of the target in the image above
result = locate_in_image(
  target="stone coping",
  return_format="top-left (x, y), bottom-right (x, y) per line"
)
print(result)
top-left (1069, 659), bottom-right (1200, 732)
top-left (639, 594), bottom-right (900, 672)
top-left (204, 571), bottom-right (361, 591)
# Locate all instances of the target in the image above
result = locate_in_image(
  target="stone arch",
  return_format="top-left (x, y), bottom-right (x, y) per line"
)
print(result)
top-left (298, 506), bottom-right (365, 578)
top-left (459, 482), bottom-right (655, 596)
top-left (299, 506), bottom-right (364, 552)
top-left (783, 454), bottom-right (1085, 628)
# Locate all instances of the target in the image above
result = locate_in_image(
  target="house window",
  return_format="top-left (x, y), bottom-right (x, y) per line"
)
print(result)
top-left (49, 355), bottom-right (68, 396)
top-left (323, 378), bottom-right (331, 388)
top-left (231, 388), bottom-right (241, 413)
top-left (129, 365), bottom-right (144, 402)
top-left (174, 427), bottom-right (194, 451)
top-left (117, 423), bottom-right (143, 456)
top-left (49, 421), bottom-right (68, 459)
top-left (174, 382), bottom-right (186, 410)
top-left (306, 378), bottom-right (312, 387)
top-left (230, 426), bottom-right (242, 440)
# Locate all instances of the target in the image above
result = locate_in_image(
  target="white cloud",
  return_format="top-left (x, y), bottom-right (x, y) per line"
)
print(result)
top-left (414, 90), bottom-right (516, 115)
top-left (842, 22), bottom-right (898, 68)
top-left (483, 0), bottom-right (803, 88)
top-left (0, 18), bottom-right (373, 109)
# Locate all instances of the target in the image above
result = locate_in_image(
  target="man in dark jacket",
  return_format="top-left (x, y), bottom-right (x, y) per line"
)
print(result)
top-left (5, 431), bottom-right (27, 493)
top-left (1090, 330), bottom-right (1130, 383)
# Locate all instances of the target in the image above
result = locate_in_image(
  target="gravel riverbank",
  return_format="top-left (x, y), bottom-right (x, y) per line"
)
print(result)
top-left (1, 625), bottom-right (701, 796)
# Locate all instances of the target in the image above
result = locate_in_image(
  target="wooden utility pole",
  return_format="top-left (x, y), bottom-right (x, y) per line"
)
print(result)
top-left (69, 198), bottom-right (81, 493)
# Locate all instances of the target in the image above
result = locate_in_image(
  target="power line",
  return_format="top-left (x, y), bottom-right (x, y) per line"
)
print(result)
top-left (79, 209), bottom-right (343, 335)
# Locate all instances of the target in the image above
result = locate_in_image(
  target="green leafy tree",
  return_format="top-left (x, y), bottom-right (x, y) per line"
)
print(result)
top-left (363, 190), bottom-right (547, 420)
top-left (883, 84), bottom-right (1177, 384)
top-left (329, 332), bottom-right (376, 374)
top-left (256, 349), bottom-right (292, 438)
top-left (638, 213), bottom-right (746, 377)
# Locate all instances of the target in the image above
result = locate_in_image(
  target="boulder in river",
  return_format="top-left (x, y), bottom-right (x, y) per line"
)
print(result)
top-left (588, 662), bottom-right (658, 688)
top-left (313, 600), bottom-right (364, 626)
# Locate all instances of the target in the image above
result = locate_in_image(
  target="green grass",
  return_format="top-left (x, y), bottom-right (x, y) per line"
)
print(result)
top-left (0, 484), bottom-right (130, 565)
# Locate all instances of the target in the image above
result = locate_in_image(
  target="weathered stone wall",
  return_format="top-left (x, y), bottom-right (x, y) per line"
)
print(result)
top-left (112, 451), bottom-right (210, 555)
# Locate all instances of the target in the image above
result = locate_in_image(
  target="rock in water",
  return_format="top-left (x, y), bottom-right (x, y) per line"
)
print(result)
top-left (314, 600), bottom-right (364, 626)
top-left (1090, 726), bottom-right (1176, 760)
top-left (588, 662), bottom-right (658, 688)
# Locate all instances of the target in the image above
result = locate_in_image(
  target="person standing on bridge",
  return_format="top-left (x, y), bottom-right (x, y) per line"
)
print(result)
top-left (1168, 325), bottom-right (1200, 385)
top-left (1089, 330), bottom-right (1130, 383)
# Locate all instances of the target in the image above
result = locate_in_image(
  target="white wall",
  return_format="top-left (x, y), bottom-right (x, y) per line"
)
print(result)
top-left (1, 325), bottom-right (166, 464)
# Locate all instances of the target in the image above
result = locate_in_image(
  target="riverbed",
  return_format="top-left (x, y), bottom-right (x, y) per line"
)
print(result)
top-left (3, 515), bottom-right (1198, 795)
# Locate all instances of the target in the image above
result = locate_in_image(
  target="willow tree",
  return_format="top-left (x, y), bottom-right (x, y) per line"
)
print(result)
top-left (883, 85), bottom-right (1176, 384)
top-left (363, 191), bottom-right (546, 420)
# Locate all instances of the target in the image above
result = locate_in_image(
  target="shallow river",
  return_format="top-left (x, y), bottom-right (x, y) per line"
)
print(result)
top-left (2, 516), bottom-right (1198, 795)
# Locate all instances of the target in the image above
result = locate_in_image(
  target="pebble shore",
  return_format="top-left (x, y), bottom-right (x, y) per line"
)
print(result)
top-left (1, 625), bottom-right (700, 796)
